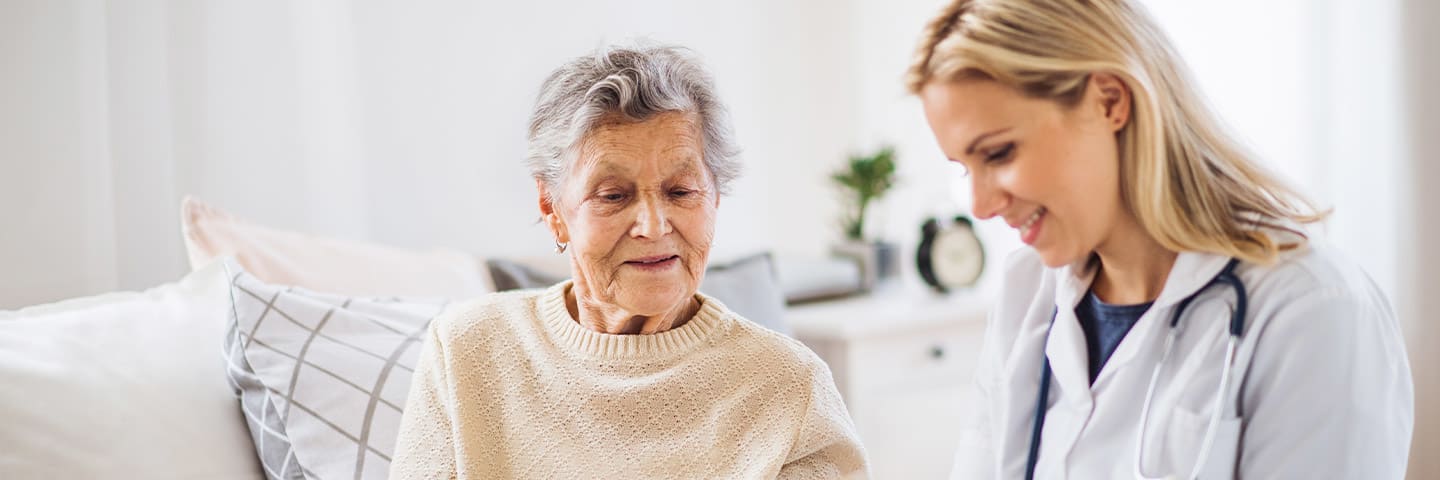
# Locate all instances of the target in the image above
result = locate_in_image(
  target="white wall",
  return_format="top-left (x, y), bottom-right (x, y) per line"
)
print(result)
top-left (0, 0), bottom-right (867, 307)
top-left (347, 0), bottom-right (864, 262)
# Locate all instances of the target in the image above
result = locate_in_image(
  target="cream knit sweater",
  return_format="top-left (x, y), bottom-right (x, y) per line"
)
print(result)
top-left (389, 281), bottom-right (868, 479)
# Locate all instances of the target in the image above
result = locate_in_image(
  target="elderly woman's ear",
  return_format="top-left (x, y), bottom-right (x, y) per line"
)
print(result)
top-left (536, 178), bottom-right (569, 246)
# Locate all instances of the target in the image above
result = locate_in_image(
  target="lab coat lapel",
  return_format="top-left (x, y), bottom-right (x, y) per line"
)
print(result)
top-left (1044, 262), bottom-right (1097, 403)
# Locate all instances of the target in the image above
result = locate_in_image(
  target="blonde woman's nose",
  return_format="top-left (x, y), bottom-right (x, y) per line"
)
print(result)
top-left (970, 175), bottom-right (1009, 220)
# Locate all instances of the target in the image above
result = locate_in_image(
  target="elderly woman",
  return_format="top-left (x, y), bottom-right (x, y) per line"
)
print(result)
top-left (390, 45), bottom-right (868, 479)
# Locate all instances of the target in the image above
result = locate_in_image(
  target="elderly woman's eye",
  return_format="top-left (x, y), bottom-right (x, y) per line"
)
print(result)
top-left (669, 189), bottom-right (694, 198)
top-left (599, 192), bottom-right (628, 202)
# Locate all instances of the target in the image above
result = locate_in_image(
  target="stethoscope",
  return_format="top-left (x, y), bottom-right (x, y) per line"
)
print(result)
top-left (1025, 258), bottom-right (1248, 480)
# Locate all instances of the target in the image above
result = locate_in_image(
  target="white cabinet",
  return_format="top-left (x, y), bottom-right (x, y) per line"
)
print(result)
top-left (787, 287), bottom-right (990, 480)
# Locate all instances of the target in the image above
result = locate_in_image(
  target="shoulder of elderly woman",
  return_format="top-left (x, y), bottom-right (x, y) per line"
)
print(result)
top-left (426, 289), bottom-right (540, 341)
top-left (720, 309), bottom-right (833, 371)
top-left (429, 289), bottom-right (829, 370)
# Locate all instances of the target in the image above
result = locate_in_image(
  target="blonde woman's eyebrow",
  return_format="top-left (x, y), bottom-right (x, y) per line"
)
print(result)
top-left (965, 127), bottom-right (1013, 155)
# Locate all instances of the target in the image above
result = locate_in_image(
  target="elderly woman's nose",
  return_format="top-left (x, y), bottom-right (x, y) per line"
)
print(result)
top-left (630, 192), bottom-right (673, 238)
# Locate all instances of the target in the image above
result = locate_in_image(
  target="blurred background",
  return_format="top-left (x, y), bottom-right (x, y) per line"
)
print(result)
top-left (1, 0), bottom-right (1435, 477)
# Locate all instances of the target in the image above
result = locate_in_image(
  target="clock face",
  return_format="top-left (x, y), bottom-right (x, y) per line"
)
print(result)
top-left (933, 226), bottom-right (984, 288)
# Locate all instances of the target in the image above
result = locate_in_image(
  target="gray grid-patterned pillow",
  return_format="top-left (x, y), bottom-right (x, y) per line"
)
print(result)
top-left (486, 253), bottom-right (791, 335)
top-left (222, 264), bottom-right (448, 480)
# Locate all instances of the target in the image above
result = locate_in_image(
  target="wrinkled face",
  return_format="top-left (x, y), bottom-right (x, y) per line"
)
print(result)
top-left (919, 76), bottom-right (1130, 268)
top-left (542, 112), bottom-right (717, 317)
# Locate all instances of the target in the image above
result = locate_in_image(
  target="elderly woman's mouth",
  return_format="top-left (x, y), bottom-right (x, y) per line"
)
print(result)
top-left (624, 255), bottom-right (680, 271)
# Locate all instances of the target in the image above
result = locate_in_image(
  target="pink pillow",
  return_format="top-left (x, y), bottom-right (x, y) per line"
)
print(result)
top-left (180, 197), bottom-right (493, 299)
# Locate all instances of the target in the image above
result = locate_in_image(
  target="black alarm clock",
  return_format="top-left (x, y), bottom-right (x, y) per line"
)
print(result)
top-left (916, 215), bottom-right (985, 293)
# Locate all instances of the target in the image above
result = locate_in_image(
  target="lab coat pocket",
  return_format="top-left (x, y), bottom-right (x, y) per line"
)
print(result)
top-left (1166, 405), bottom-right (1242, 479)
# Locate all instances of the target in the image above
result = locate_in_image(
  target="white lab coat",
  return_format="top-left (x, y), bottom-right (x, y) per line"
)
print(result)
top-left (951, 240), bottom-right (1414, 479)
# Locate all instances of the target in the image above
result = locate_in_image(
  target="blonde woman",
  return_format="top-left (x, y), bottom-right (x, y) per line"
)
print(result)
top-left (907, 1), bottom-right (1413, 478)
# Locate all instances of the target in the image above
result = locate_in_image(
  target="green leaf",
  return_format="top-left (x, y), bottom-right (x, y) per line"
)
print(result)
top-left (829, 145), bottom-right (898, 241)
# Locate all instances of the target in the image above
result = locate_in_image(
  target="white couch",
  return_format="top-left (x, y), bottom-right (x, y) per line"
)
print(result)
top-left (0, 198), bottom-right (794, 479)
top-left (0, 262), bottom-right (264, 478)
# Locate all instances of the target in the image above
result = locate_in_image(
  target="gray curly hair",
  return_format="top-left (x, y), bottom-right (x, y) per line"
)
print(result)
top-left (526, 43), bottom-right (741, 203)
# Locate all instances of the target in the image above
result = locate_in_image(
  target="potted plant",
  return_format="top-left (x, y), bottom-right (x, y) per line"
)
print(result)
top-left (830, 145), bottom-right (898, 289)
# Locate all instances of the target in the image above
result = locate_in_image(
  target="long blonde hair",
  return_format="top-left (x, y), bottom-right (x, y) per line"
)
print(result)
top-left (907, 0), bottom-right (1327, 265)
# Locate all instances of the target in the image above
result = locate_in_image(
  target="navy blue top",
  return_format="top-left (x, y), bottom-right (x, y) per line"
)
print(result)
top-left (1075, 290), bottom-right (1152, 384)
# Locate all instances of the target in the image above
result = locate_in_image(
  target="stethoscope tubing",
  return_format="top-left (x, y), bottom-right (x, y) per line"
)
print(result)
top-left (1025, 258), bottom-right (1245, 480)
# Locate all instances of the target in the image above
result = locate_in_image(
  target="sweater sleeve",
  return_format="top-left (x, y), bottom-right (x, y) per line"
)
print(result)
top-left (779, 359), bottom-right (870, 479)
top-left (389, 321), bottom-right (459, 480)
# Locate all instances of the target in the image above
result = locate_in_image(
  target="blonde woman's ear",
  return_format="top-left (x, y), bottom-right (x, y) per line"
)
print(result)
top-left (1091, 73), bottom-right (1132, 131)
top-left (1094, 72), bottom-right (1128, 129)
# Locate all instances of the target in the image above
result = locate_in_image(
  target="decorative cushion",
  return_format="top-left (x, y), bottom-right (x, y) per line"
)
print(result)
top-left (486, 253), bottom-right (791, 335)
top-left (0, 261), bottom-right (263, 479)
top-left (222, 261), bottom-right (446, 480)
top-left (225, 250), bottom-right (790, 479)
top-left (182, 196), bottom-right (494, 299)
top-left (485, 257), bottom-right (568, 292)
top-left (695, 252), bottom-right (792, 336)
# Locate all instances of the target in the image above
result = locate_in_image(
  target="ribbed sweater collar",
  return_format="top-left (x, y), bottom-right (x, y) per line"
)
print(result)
top-left (538, 281), bottom-right (729, 359)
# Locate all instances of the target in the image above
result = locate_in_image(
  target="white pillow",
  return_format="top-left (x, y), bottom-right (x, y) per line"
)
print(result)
top-left (0, 261), bottom-right (263, 479)
top-left (181, 196), bottom-right (494, 299)
top-left (223, 261), bottom-right (447, 480)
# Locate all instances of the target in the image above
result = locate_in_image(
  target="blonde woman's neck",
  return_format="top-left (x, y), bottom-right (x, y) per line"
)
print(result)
top-left (1091, 216), bottom-right (1178, 305)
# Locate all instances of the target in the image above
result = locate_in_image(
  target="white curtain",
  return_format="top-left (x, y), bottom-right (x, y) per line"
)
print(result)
top-left (0, 0), bottom-right (871, 308)
top-left (1, 0), bottom-right (384, 305)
